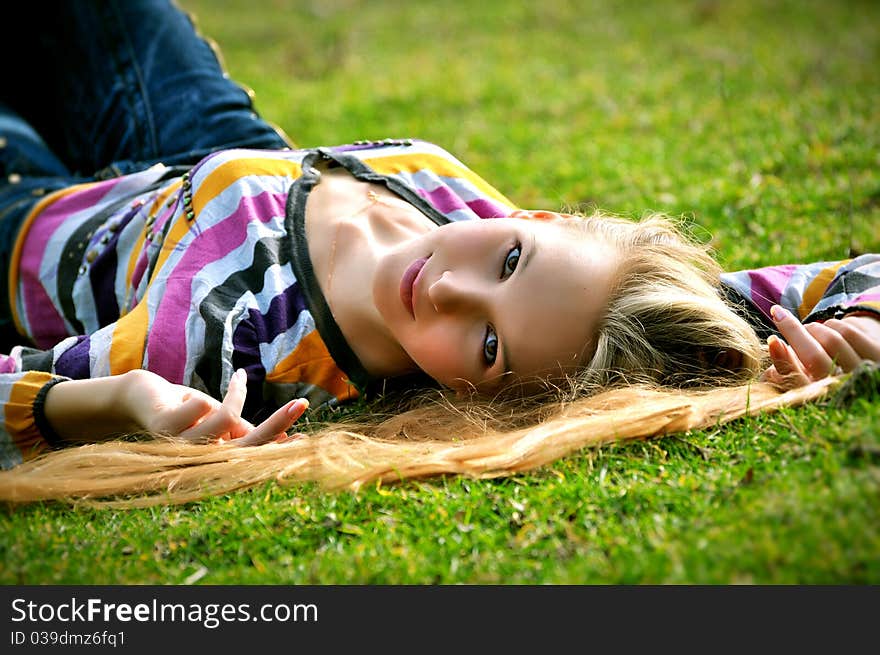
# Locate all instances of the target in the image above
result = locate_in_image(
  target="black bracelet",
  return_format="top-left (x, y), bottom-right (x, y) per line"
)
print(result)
top-left (32, 377), bottom-right (71, 447)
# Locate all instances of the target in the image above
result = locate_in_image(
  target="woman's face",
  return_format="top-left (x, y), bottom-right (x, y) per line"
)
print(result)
top-left (372, 213), bottom-right (620, 393)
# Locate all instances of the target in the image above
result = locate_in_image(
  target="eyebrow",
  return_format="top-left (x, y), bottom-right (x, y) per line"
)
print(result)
top-left (500, 232), bottom-right (537, 378)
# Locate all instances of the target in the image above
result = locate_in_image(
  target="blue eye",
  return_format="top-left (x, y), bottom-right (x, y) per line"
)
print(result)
top-left (483, 324), bottom-right (498, 366)
top-left (501, 244), bottom-right (521, 278)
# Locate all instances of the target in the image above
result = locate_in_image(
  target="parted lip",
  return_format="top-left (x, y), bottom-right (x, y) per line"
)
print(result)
top-left (400, 256), bottom-right (428, 318)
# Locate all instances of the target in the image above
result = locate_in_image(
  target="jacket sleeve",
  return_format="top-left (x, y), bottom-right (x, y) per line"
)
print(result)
top-left (720, 254), bottom-right (880, 337)
top-left (0, 351), bottom-right (70, 469)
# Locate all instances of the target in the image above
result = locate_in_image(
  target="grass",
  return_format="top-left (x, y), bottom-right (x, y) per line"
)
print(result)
top-left (1, 0), bottom-right (878, 584)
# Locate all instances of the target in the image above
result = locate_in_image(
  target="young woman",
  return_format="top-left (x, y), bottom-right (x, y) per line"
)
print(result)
top-left (0, 0), bottom-right (877, 504)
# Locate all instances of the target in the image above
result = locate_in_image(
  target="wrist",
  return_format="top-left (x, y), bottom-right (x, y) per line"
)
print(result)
top-left (43, 373), bottom-right (141, 442)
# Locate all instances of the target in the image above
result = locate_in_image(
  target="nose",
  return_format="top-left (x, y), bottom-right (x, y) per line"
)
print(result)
top-left (427, 271), bottom-right (487, 315)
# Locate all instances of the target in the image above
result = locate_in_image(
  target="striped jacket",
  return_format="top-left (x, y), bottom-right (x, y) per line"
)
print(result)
top-left (0, 140), bottom-right (515, 468)
top-left (1, 140), bottom-right (878, 468)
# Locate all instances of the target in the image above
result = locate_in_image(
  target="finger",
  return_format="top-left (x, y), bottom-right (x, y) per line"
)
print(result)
top-left (824, 318), bottom-right (880, 363)
top-left (155, 395), bottom-right (213, 435)
top-left (767, 334), bottom-right (802, 377)
top-left (770, 305), bottom-right (832, 380)
top-left (233, 398), bottom-right (309, 447)
top-left (763, 335), bottom-right (811, 388)
top-left (222, 368), bottom-right (248, 416)
top-left (803, 322), bottom-right (862, 372)
top-left (178, 406), bottom-right (251, 443)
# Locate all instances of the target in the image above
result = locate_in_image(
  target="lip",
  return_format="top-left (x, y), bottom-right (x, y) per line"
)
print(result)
top-left (400, 257), bottom-right (428, 318)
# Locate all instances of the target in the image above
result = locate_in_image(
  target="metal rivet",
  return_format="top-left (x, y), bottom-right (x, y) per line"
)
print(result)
top-left (7, 173), bottom-right (21, 184)
top-left (108, 221), bottom-right (120, 232)
top-left (85, 250), bottom-right (98, 263)
top-left (0, 137), bottom-right (7, 148)
top-left (78, 265), bottom-right (87, 276)
top-left (31, 188), bottom-right (46, 196)
top-left (186, 211), bottom-right (195, 221)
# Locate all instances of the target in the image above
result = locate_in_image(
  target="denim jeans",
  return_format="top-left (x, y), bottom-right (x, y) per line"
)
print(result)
top-left (0, 0), bottom-right (290, 345)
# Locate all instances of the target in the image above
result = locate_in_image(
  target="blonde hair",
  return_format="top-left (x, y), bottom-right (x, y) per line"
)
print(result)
top-left (0, 212), bottom-right (840, 508)
top-left (570, 212), bottom-right (764, 390)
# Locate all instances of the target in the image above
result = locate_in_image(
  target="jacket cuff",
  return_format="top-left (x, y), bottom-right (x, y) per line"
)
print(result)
top-left (32, 377), bottom-right (70, 446)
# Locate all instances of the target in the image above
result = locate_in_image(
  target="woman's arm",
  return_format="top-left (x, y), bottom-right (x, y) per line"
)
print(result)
top-left (722, 253), bottom-right (880, 388)
top-left (43, 369), bottom-right (308, 446)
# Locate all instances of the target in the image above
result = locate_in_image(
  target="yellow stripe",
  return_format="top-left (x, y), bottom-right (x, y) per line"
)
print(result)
top-left (150, 158), bottom-right (302, 277)
top-left (197, 157), bottom-right (301, 207)
top-left (798, 260), bottom-right (851, 319)
top-left (109, 300), bottom-right (150, 375)
top-left (362, 153), bottom-right (516, 208)
top-left (5, 371), bottom-right (57, 460)
top-left (266, 330), bottom-right (359, 403)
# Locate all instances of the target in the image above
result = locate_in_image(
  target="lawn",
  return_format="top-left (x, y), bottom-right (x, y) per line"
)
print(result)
top-left (1, 0), bottom-right (878, 584)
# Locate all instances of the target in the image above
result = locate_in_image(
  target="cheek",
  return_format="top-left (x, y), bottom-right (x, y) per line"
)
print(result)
top-left (403, 324), bottom-right (473, 385)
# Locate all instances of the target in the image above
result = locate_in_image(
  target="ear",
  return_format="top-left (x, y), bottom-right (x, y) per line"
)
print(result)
top-left (692, 346), bottom-right (744, 373)
top-left (711, 348), bottom-right (744, 371)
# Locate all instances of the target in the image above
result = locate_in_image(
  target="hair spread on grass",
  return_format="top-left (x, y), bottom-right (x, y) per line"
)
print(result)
top-left (0, 211), bottom-right (845, 507)
top-left (0, 379), bottom-right (838, 508)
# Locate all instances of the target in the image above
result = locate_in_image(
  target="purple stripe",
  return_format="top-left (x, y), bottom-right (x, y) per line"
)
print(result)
top-left (19, 181), bottom-right (123, 346)
top-left (466, 197), bottom-right (510, 218)
top-left (0, 356), bottom-right (16, 374)
top-left (229, 283), bottom-right (310, 421)
top-left (54, 336), bottom-right (92, 378)
top-left (747, 266), bottom-right (798, 318)
top-left (87, 205), bottom-right (145, 327)
top-left (234, 282), bottom-right (309, 350)
top-left (332, 143), bottom-right (384, 152)
top-left (89, 248), bottom-right (120, 328)
top-left (148, 190), bottom-right (287, 382)
top-left (849, 293), bottom-right (880, 304)
top-left (417, 185), bottom-right (509, 219)
top-left (417, 185), bottom-right (467, 214)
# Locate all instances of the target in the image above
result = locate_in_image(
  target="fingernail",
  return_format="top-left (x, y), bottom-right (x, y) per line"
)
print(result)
top-left (287, 399), bottom-right (309, 416)
top-left (767, 334), bottom-right (786, 355)
top-left (770, 305), bottom-right (790, 322)
top-left (235, 368), bottom-right (246, 380)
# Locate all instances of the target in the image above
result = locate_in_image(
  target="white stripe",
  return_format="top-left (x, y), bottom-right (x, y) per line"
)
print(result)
top-left (259, 311), bottom-right (316, 377)
top-left (87, 326), bottom-right (115, 378)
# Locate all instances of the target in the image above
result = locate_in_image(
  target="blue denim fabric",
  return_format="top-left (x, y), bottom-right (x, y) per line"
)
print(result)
top-left (0, 0), bottom-right (290, 346)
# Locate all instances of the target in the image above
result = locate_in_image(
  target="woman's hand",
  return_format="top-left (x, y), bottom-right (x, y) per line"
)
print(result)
top-left (761, 304), bottom-right (880, 389)
top-left (121, 368), bottom-right (308, 445)
top-left (45, 368), bottom-right (308, 446)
